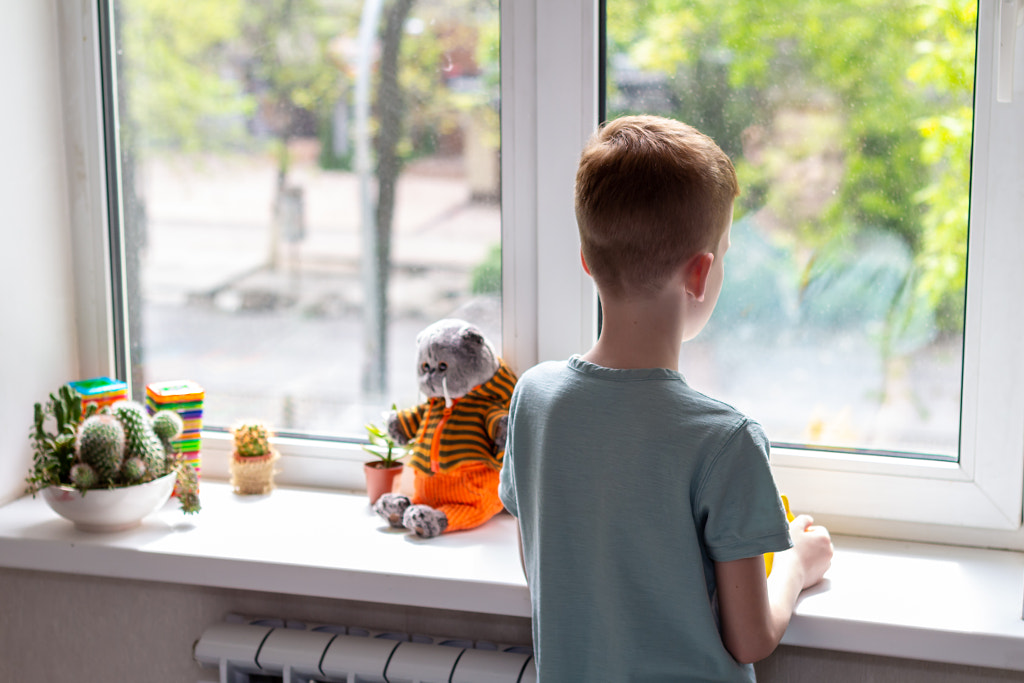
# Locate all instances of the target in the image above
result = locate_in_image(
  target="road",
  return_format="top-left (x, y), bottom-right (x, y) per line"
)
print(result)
top-left (138, 150), bottom-right (501, 436)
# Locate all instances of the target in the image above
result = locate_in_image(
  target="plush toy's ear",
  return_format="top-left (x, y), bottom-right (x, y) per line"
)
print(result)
top-left (461, 327), bottom-right (485, 346)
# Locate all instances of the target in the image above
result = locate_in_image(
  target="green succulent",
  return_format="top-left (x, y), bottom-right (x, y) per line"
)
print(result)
top-left (76, 414), bottom-right (126, 485)
top-left (113, 401), bottom-right (167, 477)
top-left (120, 457), bottom-right (147, 484)
top-left (151, 410), bottom-right (183, 454)
top-left (26, 385), bottom-right (200, 515)
top-left (232, 421), bottom-right (272, 458)
top-left (26, 385), bottom-right (97, 494)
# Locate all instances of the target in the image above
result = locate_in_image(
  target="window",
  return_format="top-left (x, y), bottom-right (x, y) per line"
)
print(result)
top-left (69, 0), bottom-right (1023, 538)
top-left (102, 0), bottom-right (500, 441)
top-left (508, 0), bottom-right (1024, 534)
top-left (608, 0), bottom-right (972, 463)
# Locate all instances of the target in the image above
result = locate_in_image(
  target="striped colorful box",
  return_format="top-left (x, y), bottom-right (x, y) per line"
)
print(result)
top-left (146, 380), bottom-right (204, 486)
top-left (68, 377), bottom-right (128, 412)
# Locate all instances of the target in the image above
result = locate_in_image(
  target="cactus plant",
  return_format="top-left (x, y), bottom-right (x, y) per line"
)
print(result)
top-left (232, 421), bottom-right (272, 458)
top-left (26, 384), bottom-right (200, 515)
top-left (120, 457), bottom-right (147, 484)
top-left (69, 463), bottom-right (98, 490)
top-left (151, 410), bottom-right (184, 454)
top-left (26, 385), bottom-right (98, 493)
top-left (229, 420), bottom-right (278, 495)
top-left (75, 414), bottom-right (126, 484)
top-left (112, 401), bottom-right (167, 477)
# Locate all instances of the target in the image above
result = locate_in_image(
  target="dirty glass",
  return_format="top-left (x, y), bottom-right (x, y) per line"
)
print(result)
top-left (605, 0), bottom-right (976, 459)
top-left (107, 0), bottom-right (501, 438)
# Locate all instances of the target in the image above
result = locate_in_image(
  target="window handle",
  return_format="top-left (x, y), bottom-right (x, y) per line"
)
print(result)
top-left (997, 0), bottom-right (1024, 103)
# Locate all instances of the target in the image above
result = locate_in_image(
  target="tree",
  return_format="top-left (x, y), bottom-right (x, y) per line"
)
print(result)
top-left (115, 0), bottom-right (251, 397)
top-left (606, 0), bottom-right (975, 330)
top-left (360, 0), bottom-right (416, 395)
top-left (360, 0), bottom-right (499, 394)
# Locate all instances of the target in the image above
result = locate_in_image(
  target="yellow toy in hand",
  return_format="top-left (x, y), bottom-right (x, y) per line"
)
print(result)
top-left (764, 495), bottom-right (796, 577)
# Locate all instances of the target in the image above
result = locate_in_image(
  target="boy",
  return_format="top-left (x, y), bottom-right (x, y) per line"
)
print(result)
top-left (498, 116), bottom-right (833, 682)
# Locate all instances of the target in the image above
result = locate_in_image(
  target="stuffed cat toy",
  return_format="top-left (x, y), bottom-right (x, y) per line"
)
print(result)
top-left (373, 318), bottom-right (517, 538)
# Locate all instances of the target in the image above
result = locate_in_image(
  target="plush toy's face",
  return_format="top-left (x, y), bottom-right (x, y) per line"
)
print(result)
top-left (416, 319), bottom-right (499, 400)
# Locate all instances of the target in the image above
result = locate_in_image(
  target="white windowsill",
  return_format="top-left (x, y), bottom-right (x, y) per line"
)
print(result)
top-left (0, 481), bottom-right (1022, 672)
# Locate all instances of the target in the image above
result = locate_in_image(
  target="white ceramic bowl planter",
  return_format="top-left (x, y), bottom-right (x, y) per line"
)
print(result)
top-left (41, 472), bottom-right (177, 532)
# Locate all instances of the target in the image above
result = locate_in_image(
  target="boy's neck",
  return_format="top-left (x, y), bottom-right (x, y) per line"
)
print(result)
top-left (581, 288), bottom-right (685, 372)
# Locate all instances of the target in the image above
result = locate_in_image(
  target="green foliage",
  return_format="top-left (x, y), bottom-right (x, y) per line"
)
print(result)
top-left (470, 244), bottom-right (501, 295)
top-left (26, 385), bottom-right (97, 494)
top-left (318, 115), bottom-right (354, 171)
top-left (363, 409), bottom-right (406, 467)
top-left (240, 0), bottom-right (348, 139)
top-left (908, 0), bottom-right (976, 331)
top-left (120, 0), bottom-right (252, 152)
top-left (606, 0), bottom-right (975, 335)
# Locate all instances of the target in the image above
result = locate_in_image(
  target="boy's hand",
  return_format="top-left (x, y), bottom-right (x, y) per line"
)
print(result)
top-left (784, 514), bottom-right (833, 590)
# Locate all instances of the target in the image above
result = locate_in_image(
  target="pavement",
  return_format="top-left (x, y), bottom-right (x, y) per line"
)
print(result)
top-left (138, 150), bottom-right (501, 435)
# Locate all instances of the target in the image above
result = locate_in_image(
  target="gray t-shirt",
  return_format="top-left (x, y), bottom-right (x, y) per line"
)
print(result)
top-left (499, 356), bottom-right (792, 682)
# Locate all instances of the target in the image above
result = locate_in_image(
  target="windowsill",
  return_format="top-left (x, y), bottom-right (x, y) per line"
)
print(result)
top-left (1, 482), bottom-right (1023, 672)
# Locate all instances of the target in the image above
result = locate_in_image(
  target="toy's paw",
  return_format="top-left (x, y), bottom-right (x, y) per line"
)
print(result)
top-left (492, 415), bottom-right (508, 451)
top-left (373, 493), bottom-right (411, 528)
top-left (385, 412), bottom-right (410, 445)
top-left (402, 505), bottom-right (448, 538)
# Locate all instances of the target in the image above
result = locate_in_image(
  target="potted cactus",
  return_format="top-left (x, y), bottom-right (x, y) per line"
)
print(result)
top-left (26, 384), bottom-right (200, 531)
top-left (362, 419), bottom-right (406, 504)
top-left (229, 420), bottom-right (279, 495)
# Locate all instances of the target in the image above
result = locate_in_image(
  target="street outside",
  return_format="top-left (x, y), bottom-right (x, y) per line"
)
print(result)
top-left (137, 146), bottom-right (963, 457)
top-left (139, 147), bottom-right (501, 437)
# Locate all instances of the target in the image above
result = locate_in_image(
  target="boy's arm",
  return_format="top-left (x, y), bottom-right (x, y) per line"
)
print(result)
top-left (714, 515), bottom-right (833, 664)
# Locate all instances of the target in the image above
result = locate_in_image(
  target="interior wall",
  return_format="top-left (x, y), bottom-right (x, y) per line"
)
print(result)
top-left (0, 567), bottom-right (532, 682)
top-left (0, 0), bottom-right (79, 506)
top-left (757, 645), bottom-right (1023, 683)
top-left (0, 567), bottom-right (1018, 683)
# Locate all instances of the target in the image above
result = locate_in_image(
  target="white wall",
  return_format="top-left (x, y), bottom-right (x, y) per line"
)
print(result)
top-left (0, 0), bottom-right (79, 505)
top-left (0, 567), bottom-right (1019, 683)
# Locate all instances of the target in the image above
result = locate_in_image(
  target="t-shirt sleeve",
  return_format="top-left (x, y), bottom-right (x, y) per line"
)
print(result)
top-left (498, 389), bottom-right (520, 517)
top-left (694, 419), bottom-right (792, 563)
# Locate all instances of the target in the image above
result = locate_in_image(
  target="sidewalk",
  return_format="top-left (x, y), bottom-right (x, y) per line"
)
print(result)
top-left (142, 151), bottom-right (500, 319)
top-left (137, 150), bottom-right (501, 434)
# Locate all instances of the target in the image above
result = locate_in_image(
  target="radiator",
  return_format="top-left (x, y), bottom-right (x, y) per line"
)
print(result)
top-left (194, 616), bottom-right (537, 683)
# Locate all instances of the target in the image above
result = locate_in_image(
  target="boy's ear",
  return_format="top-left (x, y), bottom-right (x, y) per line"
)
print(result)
top-left (580, 249), bottom-right (591, 276)
top-left (682, 252), bottom-right (715, 302)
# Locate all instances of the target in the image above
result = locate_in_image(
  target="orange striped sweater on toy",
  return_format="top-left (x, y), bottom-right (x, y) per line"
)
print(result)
top-left (373, 319), bottom-right (517, 538)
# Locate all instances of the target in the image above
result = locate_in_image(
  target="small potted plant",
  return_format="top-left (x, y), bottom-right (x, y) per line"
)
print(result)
top-left (229, 420), bottom-right (279, 495)
top-left (362, 419), bottom-right (406, 504)
top-left (26, 384), bottom-right (200, 532)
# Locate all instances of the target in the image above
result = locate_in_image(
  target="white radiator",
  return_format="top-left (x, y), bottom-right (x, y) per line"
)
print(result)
top-left (194, 616), bottom-right (537, 683)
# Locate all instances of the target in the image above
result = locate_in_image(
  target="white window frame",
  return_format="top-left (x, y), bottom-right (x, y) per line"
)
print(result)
top-left (65, 1), bottom-right (1024, 541)
top-left (769, 0), bottom-right (1024, 534)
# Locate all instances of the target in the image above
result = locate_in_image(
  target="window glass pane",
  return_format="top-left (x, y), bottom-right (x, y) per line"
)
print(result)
top-left (109, 0), bottom-right (501, 437)
top-left (605, 0), bottom-right (975, 459)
